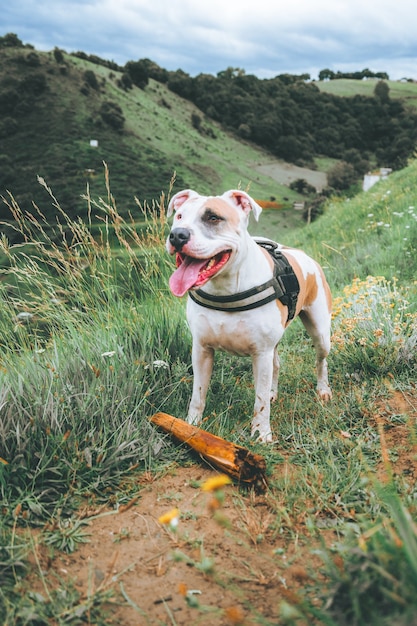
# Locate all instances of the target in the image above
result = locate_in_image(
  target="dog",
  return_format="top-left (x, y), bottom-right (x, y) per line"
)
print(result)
top-left (166, 189), bottom-right (332, 443)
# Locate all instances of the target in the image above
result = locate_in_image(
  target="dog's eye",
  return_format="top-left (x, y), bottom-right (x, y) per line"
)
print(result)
top-left (176, 213), bottom-right (182, 220)
top-left (205, 212), bottom-right (223, 224)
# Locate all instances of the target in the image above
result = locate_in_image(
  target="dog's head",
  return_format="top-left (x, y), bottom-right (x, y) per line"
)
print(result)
top-left (166, 190), bottom-right (262, 297)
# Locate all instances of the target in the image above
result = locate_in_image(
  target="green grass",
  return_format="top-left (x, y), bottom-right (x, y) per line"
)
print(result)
top-left (0, 46), bottom-right (307, 221)
top-left (1, 162), bottom-right (417, 623)
top-left (316, 78), bottom-right (417, 109)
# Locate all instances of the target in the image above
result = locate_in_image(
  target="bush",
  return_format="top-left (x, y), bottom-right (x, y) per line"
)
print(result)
top-left (53, 47), bottom-right (64, 64)
top-left (327, 161), bottom-right (358, 190)
top-left (191, 112), bottom-right (202, 130)
top-left (118, 72), bottom-right (133, 90)
top-left (83, 69), bottom-right (99, 90)
top-left (289, 178), bottom-right (316, 194)
top-left (21, 72), bottom-right (47, 96)
top-left (25, 52), bottom-right (41, 67)
top-left (99, 101), bottom-right (125, 130)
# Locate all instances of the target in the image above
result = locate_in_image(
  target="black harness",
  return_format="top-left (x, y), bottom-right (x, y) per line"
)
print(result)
top-left (188, 239), bottom-right (300, 324)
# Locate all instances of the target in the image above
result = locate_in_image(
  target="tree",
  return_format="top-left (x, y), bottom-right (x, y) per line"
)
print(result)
top-left (83, 70), bottom-right (99, 90)
top-left (318, 68), bottom-right (335, 81)
top-left (327, 161), bottom-right (357, 190)
top-left (289, 178), bottom-right (316, 194)
top-left (374, 80), bottom-right (390, 104)
top-left (99, 101), bottom-right (125, 130)
top-left (124, 60), bottom-right (149, 89)
top-left (53, 47), bottom-right (64, 64)
top-left (0, 33), bottom-right (23, 48)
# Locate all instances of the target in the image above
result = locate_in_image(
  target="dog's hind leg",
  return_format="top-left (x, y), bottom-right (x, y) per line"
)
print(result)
top-left (299, 309), bottom-right (332, 401)
top-left (270, 348), bottom-right (280, 403)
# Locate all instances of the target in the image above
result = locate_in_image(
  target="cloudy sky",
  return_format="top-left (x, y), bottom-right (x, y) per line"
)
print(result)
top-left (4, 0), bottom-right (417, 80)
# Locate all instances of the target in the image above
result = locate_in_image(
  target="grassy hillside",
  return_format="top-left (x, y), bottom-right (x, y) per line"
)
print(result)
top-left (254, 156), bottom-right (417, 291)
top-left (0, 46), bottom-right (307, 221)
top-left (316, 77), bottom-right (417, 109)
top-left (0, 155), bottom-right (416, 623)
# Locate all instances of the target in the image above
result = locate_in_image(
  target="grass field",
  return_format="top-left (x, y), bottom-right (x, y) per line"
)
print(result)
top-left (0, 162), bottom-right (416, 624)
top-left (316, 78), bottom-right (417, 109)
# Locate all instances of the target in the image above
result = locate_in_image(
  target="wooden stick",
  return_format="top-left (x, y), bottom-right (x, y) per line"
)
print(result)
top-left (150, 412), bottom-right (268, 492)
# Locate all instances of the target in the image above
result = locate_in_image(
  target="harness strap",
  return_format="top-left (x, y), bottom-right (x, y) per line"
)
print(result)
top-left (189, 239), bottom-right (300, 322)
top-left (189, 276), bottom-right (285, 312)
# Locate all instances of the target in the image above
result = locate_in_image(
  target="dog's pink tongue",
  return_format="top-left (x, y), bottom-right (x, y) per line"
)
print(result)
top-left (169, 257), bottom-right (208, 297)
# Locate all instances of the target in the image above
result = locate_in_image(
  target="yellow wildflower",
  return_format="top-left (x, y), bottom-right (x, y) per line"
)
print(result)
top-left (158, 508), bottom-right (180, 528)
top-left (201, 474), bottom-right (232, 492)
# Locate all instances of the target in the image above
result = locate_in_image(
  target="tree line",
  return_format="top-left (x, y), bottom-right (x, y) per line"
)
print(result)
top-left (116, 59), bottom-right (417, 174)
top-left (3, 33), bottom-right (417, 184)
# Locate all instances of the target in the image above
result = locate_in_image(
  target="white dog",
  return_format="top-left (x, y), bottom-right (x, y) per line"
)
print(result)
top-left (166, 189), bottom-right (332, 442)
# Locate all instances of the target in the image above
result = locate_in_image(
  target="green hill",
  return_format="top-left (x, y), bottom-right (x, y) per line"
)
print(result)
top-left (3, 37), bottom-right (417, 229)
top-left (0, 46), bottom-right (307, 221)
top-left (316, 77), bottom-right (417, 108)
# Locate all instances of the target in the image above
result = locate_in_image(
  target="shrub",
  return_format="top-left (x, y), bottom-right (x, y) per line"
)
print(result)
top-left (83, 69), bottom-right (99, 90)
top-left (99, 101), bottom-right (125, 130)
top-left (53, 47), bottom-right (64, 64)
top-left (21, 72), bottom-right (47, 96)
top-left (331, 276), bottom-right (417, 376)
top-left (191, 112), bottom-right (202, 130)
top-left (328, 161), bottom-right (358, 190)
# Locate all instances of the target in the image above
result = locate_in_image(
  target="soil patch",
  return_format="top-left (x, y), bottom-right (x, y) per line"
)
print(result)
top-left (374, 388), bottom-right (417, 481)
top-left (30, 465), bottom-right (323, 625)
top-left (254, 161), bottom-right (327, 192)
top-left (26, 389), bottom-right (416, 625)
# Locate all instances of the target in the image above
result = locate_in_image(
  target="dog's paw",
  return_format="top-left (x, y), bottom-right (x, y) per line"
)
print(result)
top-left (259, 431), bottom-right (274, 444)
top-left (251, 425), bottom-right (274, 444)
top-left (186, 414), bottom-right (203, 426)
top-left (317, 387), bottom-right (332, 402)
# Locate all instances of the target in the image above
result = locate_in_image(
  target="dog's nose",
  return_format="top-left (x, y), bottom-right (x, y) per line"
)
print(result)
top-left (169, 228), bottom-right (191, 251)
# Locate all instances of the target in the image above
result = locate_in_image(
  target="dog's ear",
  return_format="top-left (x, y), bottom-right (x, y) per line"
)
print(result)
top-left (167, 189), bottom-right (199, 217)
top-left (222, 190), bottom-right (262, 221)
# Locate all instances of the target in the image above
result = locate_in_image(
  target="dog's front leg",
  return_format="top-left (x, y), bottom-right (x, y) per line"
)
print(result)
top-left (187, 344), bottom-right (214, 425)
top-left (251, 351), bottom-right (274, 443)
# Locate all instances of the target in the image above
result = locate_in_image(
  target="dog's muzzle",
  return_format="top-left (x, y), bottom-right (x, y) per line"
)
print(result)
top-left (169, 228), bottom-right (191, 251)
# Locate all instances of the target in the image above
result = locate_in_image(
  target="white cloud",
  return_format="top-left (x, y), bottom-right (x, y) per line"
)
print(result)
top-left (2, 0), bottom-right (417, 79)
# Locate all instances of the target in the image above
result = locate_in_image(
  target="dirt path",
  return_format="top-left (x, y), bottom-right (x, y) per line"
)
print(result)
top-left (254, 161), bottom-right (327, 192)
top-left (30, 465), bottom-right (322, 625)
top-left (25, 389), bottom-right (416, 625)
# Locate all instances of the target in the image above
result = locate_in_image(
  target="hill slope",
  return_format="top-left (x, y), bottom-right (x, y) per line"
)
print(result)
top-left (0, 46), bottom-right (312, 220)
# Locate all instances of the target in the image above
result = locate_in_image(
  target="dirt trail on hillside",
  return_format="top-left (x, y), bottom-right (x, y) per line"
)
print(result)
top-left (254, 161), bottom-right (327, 191)
top-left (24, 389), bottom-right (416, 625)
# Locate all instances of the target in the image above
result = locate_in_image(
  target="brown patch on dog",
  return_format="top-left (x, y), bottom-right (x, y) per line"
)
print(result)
top-left (317, 264), bottom-right (332, 313)
top-left (202, 197), bottom-right (241, 228)
top-left (303, 272), bottom-right (319, 307)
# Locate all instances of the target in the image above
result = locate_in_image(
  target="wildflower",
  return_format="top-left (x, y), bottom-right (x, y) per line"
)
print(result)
top-left (225, 605), bottom-right (245, 625)
top-left (158, 508), bottom-right (180, 529)
top-left (153, 360), bottom-right (169, 369)
top-left (201, 474), bottom-right (232, 492)
top-left (101, 351), bottom-right (116, 358)
top-left (144, 360), bottom-right (169, 370)
top-left (16, 311), bottom-right (33, 322)
top-left (178, 582), bottom-right (188, 596)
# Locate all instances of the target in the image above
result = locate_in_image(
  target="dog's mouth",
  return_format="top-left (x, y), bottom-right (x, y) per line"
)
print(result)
top-left (169, 250), bottom-right (231, 297)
